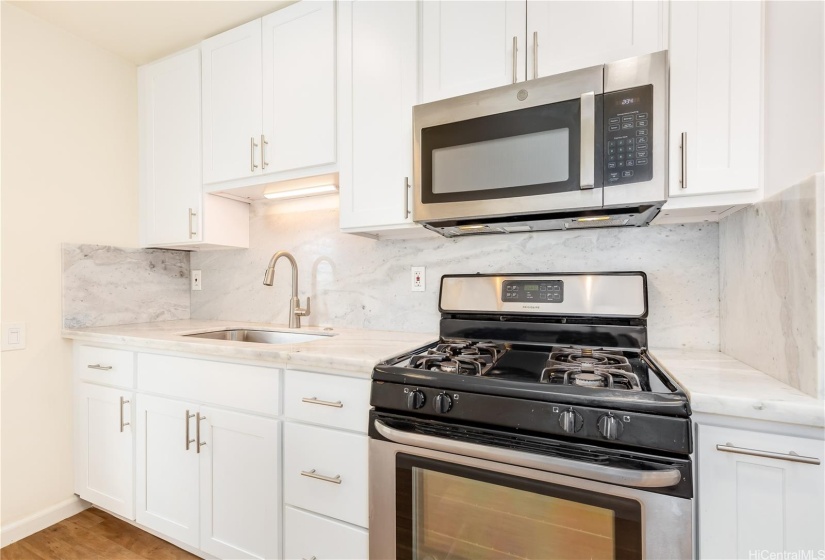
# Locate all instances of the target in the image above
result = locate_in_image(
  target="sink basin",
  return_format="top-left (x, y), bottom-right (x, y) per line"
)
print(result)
top-left (182, 329), bottom-right (334, 345)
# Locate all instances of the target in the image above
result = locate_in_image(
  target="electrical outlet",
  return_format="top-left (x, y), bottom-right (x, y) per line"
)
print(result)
top-left (1, 322), bottom-right (26, 351)
top-left (191, 270), bottom-right (202, 291)
top-left (411, 266), bottom-right (425, 292)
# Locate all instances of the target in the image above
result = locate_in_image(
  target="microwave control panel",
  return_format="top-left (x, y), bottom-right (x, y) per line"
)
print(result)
top-left (501, 280), bottom-right (564, 303)
top-left (604, 85), bottom-right (653, 187)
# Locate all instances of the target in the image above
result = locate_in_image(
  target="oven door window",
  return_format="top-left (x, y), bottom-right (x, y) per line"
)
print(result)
top-left (396, 455), bottom-right (641, 560)
top-left (420, 98), bottom-right (602, 204)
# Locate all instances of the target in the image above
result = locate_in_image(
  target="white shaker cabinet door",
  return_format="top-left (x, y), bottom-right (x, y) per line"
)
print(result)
top-left (698, 424), bottom-right (825, 559)
top-left (421, 1), bottom-right (526, 102)
top-left (135, 394), bottom-right (200, 548)
top-left (198, 407), bottom-right (280, 560)
top-left (138, 48), bottom-right (202, 246)
top-left (527, 0), bottom-right (663, 79)
top-left (75, 383), bottom-right (135, 520)
top-left (202, 19), bottom-right (263, 184)
top-left (262, 1), bottom-right (336, 174)
top-left (668, 0), bottom-right (762, 197)
top-left (338, 0), bottom-right (418, 230)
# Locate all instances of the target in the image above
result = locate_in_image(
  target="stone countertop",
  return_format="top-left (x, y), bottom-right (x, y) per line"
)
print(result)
top-left (63, 319), bottom-right (437, 376)
top-left (651, 348), bottom-right (824, 428)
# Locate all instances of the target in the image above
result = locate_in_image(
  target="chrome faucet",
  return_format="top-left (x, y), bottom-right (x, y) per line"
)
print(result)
top-left (263, 251), bottom-right (310, 328)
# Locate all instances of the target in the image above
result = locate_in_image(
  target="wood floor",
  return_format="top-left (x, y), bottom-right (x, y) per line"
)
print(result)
top-left (1, 508), bottom-right (198, 560)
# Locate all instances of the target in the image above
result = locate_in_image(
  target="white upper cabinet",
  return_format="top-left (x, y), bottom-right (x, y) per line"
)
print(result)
top-left (262, 2), bottom-right (336, 174)
top-left (338, 0), bottom-right (420, 232)
top-left (202, 3), bottom-right (337, 189)
top-left (527, 1), bottom-right (663, 79)
top-left (668, 0), bottom-right (762, 198)
top-left (139, 48), bottom-right (249, 249)
top-left (202, 20), bottom-right (263, 185)
top-left (421, 1), bottom-right (526, 102)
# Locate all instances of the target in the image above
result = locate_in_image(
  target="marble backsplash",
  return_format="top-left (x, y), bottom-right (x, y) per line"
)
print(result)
top-left (62, 243), bottom-right (190, 328)
top-left (191, 199), bottom-right (720, 350)
top-left (720, 173), bottom-right (825, 399)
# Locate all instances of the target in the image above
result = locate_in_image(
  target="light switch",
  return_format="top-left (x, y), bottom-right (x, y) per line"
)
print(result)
top-left (1, 322), bottom-right (26, 351)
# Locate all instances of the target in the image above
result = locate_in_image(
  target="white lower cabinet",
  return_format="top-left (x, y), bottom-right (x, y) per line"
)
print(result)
top-left (284, 506), bottom-right (368, 560)
top-left (74, 383), bottom-right (135, 520)
top-left (697, 422), bottom-right (825, 559)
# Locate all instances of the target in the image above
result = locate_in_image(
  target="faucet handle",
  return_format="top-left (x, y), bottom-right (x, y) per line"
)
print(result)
top-left (296, 296), bottom-right (311, 317)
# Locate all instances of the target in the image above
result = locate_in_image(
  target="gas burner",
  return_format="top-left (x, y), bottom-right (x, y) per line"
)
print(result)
top-left (540, 365), bottom-right (642, 391)
top-left (409, 339), bottom-right (507, 376)
top-left (547, 347), bottom-right (633, 372)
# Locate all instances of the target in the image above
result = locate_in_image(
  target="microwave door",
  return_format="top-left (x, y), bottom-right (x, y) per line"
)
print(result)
top-left (413, 65), bottom-right (605, 224)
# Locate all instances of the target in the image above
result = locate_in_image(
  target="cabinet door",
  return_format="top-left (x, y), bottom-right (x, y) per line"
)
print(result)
top-left (198, 407), bottom-right (280, 560)
top-left (135, 395), bottom-right (200, 548)
top-left (262, 2), bottom-right (336, 174)
top-left (527, 1), bottom-right (662, 79)
top-left (698, 424), bottom-right (825, 558)
top-left (338, 0), bottom-right (418, 230)
top-left (138, 48), bottom-right (202, 246)
top-left (202, 19), bottom-right (263, 184)
top-left (421, 1), bottom-right (526, 102)
top-left (75, 384), bottom-right (134, 519)
top-left (669, 1), bottom-right (762, 197)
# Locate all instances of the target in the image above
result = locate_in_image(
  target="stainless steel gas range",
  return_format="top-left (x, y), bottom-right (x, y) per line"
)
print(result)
top-left (369, 272), bottom-right (692, 560)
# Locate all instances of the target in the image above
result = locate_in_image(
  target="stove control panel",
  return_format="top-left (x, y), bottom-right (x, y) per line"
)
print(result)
top-left (501, 280), bottom-right (564, 303)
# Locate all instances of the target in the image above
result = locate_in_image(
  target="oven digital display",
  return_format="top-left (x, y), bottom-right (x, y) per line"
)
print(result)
top-left (502, 280), bottom-right (564, 303)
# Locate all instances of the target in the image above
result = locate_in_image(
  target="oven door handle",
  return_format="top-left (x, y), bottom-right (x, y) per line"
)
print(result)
top-left (374, 420), bottom-right (682, 489)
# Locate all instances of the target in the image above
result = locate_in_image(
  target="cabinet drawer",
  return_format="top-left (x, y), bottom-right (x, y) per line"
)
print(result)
top-left (284, 370), bottom-right (370, 432)
top-left (137, 353), bottom-right (280, 415)
top-left (284, 423), bottom-right (369, 527)
top-left (284, 506), bottom-right (368, 560)
top-left (76, 345), bottom-right (134, 388)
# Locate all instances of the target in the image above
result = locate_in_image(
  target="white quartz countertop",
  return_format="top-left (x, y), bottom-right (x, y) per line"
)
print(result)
top-left (63, 319), bottom-right (436, 376)
top-left (651, 348), bottom-right (824, 428)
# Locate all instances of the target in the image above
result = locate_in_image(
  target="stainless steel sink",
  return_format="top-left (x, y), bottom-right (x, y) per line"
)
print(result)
top-left (181, 329), bottom-right (334, 345)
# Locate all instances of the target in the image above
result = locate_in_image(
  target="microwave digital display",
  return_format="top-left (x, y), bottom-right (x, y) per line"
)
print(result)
top-left (604, 85), bottom-right (653, 188)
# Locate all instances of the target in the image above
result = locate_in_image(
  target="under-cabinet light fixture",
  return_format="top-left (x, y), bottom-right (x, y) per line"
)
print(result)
top-left (263, 185), bottom-right (338, 200)
top-left (575, 216), bottom-right (611, 222)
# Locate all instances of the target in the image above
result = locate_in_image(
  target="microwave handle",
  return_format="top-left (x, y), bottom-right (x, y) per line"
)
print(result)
top-left (579, 91), bottom-right (595, 190)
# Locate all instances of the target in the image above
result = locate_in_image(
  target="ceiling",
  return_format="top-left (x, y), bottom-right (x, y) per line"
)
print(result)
top-left (10, 0), bottom-right (296, 65)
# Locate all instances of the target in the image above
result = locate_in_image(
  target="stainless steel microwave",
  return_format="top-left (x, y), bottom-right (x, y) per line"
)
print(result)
top-left (412, 51), bottom-right (668, 237)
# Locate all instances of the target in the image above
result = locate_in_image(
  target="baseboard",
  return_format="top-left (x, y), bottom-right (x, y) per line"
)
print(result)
top-left (0, 496), bottom-right (90, 548)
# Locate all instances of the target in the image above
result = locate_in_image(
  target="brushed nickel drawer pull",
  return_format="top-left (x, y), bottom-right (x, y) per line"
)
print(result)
top-left (301, 469), bottom-right (342, 484)
top-left (87, 364), bottom-right (112, 371)
top-left (302, 397), bottom-right (343, 408)
top-left (185, 410), bottom-right (196, 450)
top-left (197, 413), bottom-right (207, 453)
top-left (716, 443), bottom-right (821, 465)
top-left (119, 397), bottom-right (130, 432)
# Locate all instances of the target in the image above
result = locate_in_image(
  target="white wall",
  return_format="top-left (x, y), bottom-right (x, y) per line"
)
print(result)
top-left (763, 0), bottom-right (825, 197)
top-left (0, 3), bottom-right (138, 529)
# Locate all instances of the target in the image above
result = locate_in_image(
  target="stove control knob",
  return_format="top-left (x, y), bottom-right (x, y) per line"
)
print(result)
top-left (406, 390), bottom-right (426, 410)
top-left (433, 392), bottom-right (453, 414)
top-left (597, 414), bottom-right (624, 440)
top-left (559, 409), bottom-right (583, 433)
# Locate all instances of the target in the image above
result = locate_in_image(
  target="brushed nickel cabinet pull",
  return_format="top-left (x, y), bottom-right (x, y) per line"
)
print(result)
top-left (250, 137), bottom-right (259, 172)
top-left (533, 31), bottom-right (538, 79)
top-left (512, 36), bottom-right (518, 84)
top-left (716, 443), bottom-right (821, 465)
top-left (185, 410), bottom-right (196, 451)
top-left (302, 557), bottom-right (317, 560)
top-left (197, 413), bottom-right (207, 453)
top-left (301, 397), bottom-right (343, 408)
top-left (87, 364), bottom-right (112, 371)
top-left (119, 397), bottom-right (130, 432)
top-left (300, 469), bottom-right (342, 484)
top-left (680, 132), bottom-right (687, 189)
top-left (403, 177), bottom-right (411, 219)
top-left (188, 208), bottom-right (197, 239)
top-left (261, 134), bottom-right (269, 169)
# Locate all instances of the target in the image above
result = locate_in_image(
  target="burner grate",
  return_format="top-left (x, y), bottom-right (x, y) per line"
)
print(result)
top-left (408, 339), bottom-right (507, 376)
top-left (541, 347), bottom-right (642, 391)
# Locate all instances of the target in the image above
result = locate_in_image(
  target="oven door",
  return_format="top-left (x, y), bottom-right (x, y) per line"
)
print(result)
top-left (412, 66), bottom-right (604, 224)
top-left (370, 419), bottom-right (692, 560)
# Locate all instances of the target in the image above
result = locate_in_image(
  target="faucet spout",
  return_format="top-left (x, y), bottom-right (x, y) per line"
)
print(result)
top-left (263, 251), bottom-right (309, 328)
